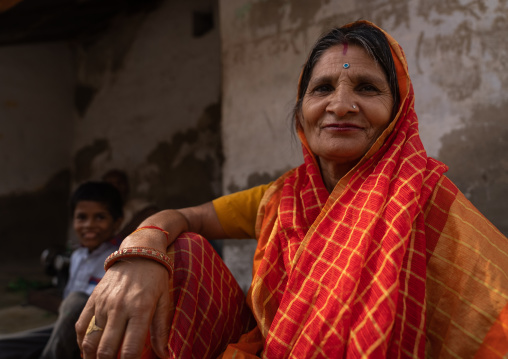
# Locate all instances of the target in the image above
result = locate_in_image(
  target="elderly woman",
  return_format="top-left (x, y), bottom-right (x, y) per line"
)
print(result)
top-left (76, 21), bottom-right (508, 358)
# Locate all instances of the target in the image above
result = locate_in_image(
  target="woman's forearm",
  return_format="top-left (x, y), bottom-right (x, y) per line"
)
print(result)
top-left (119, 202), bottom-right (227, 252)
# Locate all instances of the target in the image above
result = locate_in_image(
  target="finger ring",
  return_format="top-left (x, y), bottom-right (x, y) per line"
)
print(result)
top-left (86, 315), bottom-right (104, 335)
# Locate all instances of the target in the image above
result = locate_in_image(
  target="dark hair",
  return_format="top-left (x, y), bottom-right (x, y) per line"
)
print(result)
top-left (70, 181), bottom-right (124, 221)
top-left (101, 169), bottom-right (130, 196)
top-left (293, 21), bottom-right (399, 122)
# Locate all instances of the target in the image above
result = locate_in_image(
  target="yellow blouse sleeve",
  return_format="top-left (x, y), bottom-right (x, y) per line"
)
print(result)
top-left (212, 183), bottom-right (272, 239)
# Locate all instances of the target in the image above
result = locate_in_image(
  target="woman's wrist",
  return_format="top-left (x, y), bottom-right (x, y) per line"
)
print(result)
top-left (120, 209), bottom-right (189, 252)
top-left (104, 247), bottom-right (174, 274)
top-left (120, 230), bottom-right (169, 252)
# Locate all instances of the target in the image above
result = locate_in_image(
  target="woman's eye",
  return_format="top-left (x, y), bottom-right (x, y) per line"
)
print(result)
top-left (312, 84), bottom-right (334, 94)
top-left (358, 84), bottom-right (379, 93)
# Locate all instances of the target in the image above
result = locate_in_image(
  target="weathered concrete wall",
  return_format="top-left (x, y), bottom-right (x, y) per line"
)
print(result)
top-left (0, 43), bottom-right (74, 258)
top-left (219, 0), bottom-right (508, 290)
top-left (72, 0), bottom-right (222, 210)
top-left (0, 0), bottom-right (222, 262)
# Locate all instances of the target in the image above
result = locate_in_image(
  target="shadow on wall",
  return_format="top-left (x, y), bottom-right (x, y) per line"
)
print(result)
top-left (146, 103), bottom-right (224, 209)
top-left (438, 101), bottom-right (508, 236)
top-left (0, 170), bottom-right (71, 261)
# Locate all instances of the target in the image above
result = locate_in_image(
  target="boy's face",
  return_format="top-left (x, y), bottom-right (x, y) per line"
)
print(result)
top-left (73, 201), bottom-right (122, 251)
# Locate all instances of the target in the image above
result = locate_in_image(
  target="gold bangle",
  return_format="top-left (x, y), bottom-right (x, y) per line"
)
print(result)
top-left (104, 247), bottom-right (174, 274)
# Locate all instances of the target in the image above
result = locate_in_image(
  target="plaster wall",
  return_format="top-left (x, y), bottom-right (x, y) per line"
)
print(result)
top-left (0, 0), bottom-right (223, 262)
top-left (0, 43), bottom-right (74, 193)
top-left (0, 43), bottom-right (74, 258)
top-left (219, 0), bottom-right (508, 290)
top-left (72, 0), bottom-right (223, 211)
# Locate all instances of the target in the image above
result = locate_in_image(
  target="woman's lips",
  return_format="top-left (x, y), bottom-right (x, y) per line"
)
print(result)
top-left (322, 123), bottom-right (362, 130)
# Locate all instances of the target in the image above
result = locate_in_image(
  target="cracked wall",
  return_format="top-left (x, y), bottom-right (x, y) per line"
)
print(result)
top-left (71, 0), bottom-right (222, 209)
top-left (0, 0), bottom-right (222, 264)
top-left (0, 42), bottom-right (74, 260)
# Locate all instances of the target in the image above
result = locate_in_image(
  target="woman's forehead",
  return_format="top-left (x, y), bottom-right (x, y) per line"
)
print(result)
top-left (312, 44), bottom-right (382, 78)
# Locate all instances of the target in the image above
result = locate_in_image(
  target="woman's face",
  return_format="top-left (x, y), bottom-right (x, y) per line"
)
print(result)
top-left (300, 44), bottom-right (394, 176)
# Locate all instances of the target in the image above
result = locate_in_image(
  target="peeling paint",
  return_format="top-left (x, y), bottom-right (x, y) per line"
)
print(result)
top-left (0, 170), bottom-right (71, 261)
top-left (145, 103), bottom-right (223, 208)
top-left (228, 0), bottom-right (331, 64)
top-left (73, 12), bottom-right (150, 116)
top-left (3, 100), bottom-right (17, 108)
top-left (74, 84), bottom-right (98, 117)
top-left (417, 0), bottom-right (486, 21)
top-left (415, 2), bottom-right (508, 100)
top-left (227, 168), bottom-right (288, 193)
top-left (73, 139), bottom-right (111, 182)
top-left (438, 101), bottom-right (508, 235)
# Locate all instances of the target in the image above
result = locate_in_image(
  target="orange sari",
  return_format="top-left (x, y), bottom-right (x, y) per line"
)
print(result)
top-left (221, 21), bottom-right (508, 358)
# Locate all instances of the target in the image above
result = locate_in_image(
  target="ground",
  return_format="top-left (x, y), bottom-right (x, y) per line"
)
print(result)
top-left (0, 259), bottom-right (58, 335)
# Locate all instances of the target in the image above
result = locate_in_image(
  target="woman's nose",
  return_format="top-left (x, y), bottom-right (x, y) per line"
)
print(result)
top-left (326, 88), bottom-right (355, 117)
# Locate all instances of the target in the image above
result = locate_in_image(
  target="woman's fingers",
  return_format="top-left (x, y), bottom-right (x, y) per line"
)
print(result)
top-left (95, 311), bottom-right (132, 359)
top-left (76, 287), bottom-right (129, 359)
top-left (120, 313), bottom-right (155, 359)
top-left (150, 286), bottom-right (172, 358)
top-left (76, 259), bottom-right (171, 358)
top-left (80, 314), bottom-right (109, 359)
top-left (75, 296), bottom-right (97, 354)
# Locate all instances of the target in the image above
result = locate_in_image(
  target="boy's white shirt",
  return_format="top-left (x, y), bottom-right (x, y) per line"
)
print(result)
top-left (63, 241), bottom-right (118, 298)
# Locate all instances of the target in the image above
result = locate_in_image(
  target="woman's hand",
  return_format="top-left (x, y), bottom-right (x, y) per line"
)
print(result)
top-left (76, 258), bottom-right (172, 359)
top-left (75, 203), bottom-right (226, 358)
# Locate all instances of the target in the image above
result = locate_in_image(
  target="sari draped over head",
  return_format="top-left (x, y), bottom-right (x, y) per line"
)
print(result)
top-left (223, 21), bottom-right (508, 358)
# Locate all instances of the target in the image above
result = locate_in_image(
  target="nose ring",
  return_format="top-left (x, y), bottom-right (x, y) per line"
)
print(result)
top-left (352, 104), bottom-right (357, 109)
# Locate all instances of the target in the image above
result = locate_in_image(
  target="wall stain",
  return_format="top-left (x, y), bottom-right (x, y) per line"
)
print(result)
top-left (417, 0), bottom-right (486, 21)
top-left (227, 0), bottom-right (410, 67)
top-left (438, 101), bottom-right (508, 236)
top-left (229, 0), bottom-right (331, 64)
top-left (73, 139), bottom-right (111, 182)
top-left (73, 10), bottom-right (154, 116)
top-left (349, 0), bottom-right (410, 30)
top-left (415, 1), bottom-right (508, 100)
top-left (0, 170), bottom-right (71, 261)
top-left (74, 84), bottom-right (98, 117)
top-left (3, 100), bottom-right (18, 108)
top-left (227, 168), bottom-right (288, 193)
top-left (145, 103), bottom-right (223, 209)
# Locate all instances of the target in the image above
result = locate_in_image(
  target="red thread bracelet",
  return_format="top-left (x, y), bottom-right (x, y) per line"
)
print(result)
top-left (104, 247), bottom-right (174, 274)
top-left (131, 226), bottom-right (170, 244)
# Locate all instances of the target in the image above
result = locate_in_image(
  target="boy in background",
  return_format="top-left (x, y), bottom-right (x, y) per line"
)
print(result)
top-left (0, 181), bottom-right (123, 359)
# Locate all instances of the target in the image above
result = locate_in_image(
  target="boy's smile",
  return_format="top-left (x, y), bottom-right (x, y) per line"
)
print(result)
top-left (73, 201), bottom-right (122, 252)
